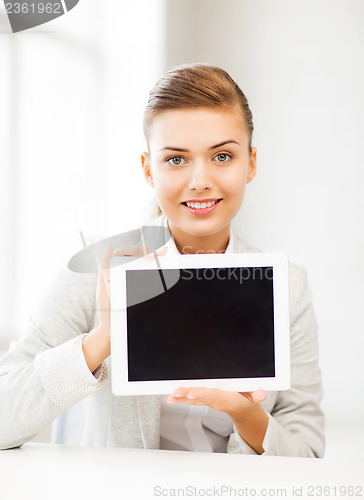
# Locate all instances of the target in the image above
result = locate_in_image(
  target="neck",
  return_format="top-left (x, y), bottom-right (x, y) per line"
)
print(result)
top-left (167, 221), bottom-right (231, 254)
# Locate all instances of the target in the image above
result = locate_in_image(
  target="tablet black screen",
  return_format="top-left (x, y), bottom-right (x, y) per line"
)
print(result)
top-left (125, 267), bottom-right (275, 381)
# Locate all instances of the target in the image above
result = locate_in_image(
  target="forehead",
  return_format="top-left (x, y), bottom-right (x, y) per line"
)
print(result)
top-left (148, 107), bottom-right (249, 150)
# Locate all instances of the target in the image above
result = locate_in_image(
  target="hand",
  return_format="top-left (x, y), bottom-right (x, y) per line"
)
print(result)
top-left (82, 243), bottom-right (168, 373)
top-left (167, 387), bottom-right (269, 454)
top-left (167, 387), bottom-right (266, 420)
top-left (97, 243), bottom-right (169, 342)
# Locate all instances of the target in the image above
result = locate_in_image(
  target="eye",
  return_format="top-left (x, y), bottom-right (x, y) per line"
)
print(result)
top-left (167, 156), bottom-right (185, 166)
top-left (215, 153), bottom-right (231, 162)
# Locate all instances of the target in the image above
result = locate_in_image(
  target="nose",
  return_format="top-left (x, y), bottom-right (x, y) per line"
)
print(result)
top-left (187, 161), bottom-right (213, 192)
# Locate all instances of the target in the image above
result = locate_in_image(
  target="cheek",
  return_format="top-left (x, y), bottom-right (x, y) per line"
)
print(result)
top-left (221, 166), bottom-right (247, 196)
top-left (152, 168), bottom-right (179, 201)
top-left (155, 176), bottom-right (171, 192)
top-left (153, 165), bottom-right (188, 192)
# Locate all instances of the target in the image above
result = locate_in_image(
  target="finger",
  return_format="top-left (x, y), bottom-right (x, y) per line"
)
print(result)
top-left (238, 392), bottom-right (255, 404)
top-left (167, 386), bottom-right (199, 400)
top-left (167, 387), bottom-right (266, 415)
top-left (96, 245), bottom-right (115, 328)
top-left (99, 245), bottom-right (114, 301)
top-left (101, 244), bottom-right (114, 268)
top-left (238, 390), bottom-right (266, 403)
top-left (113, 244), bottom-right (165, 258)
top-left (167, 387), bottom-right (237, 412)
top-left (113, 244), bottom-right (144, 257)
top-left (112, 244), bottom-right (168, 259)
top-left (100, 244), bottom-right (114, 282)
top-left (251, 389), bottom-right (266, 403)
top-left (167, 386), bottom-right (204, 404)
top-left (157, 245), bottom-right (168, 256)
top-left (144, 246), bottom-right (168, 260)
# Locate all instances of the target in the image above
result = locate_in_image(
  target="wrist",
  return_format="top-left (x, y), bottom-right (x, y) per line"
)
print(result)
top-left (229, 404), bottom-right (269, 455)
top-left (228, 402), bottom-right (265, 425)
top-left (91, 325), bottom-right (110, 346)
top-left (82, 328), bottom-right (111, 373)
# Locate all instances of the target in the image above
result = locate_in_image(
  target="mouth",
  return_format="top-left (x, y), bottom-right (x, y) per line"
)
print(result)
top-left (181, 198), bottom-right (222, 215)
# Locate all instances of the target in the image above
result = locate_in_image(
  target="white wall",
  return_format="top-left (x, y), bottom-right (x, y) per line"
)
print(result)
top-left (0, 0), bottom-right (165, 342)
top-left (165, 0), bottom-right (364, 427)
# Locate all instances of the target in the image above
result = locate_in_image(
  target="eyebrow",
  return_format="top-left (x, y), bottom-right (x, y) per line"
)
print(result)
top-left (158, 139), bottom-right (240, 153)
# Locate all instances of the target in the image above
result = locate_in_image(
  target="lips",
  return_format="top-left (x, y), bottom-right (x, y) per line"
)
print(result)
top-left (182, 198), bottom-right (222, 207)
top-left (181, 198), bottom-right (222, 215)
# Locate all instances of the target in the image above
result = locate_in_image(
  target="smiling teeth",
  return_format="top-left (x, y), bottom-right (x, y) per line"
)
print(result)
top-left (186, 200), bottom-right (218, 209)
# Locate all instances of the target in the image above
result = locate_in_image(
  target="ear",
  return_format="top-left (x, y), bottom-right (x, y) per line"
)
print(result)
top-left (246, 147), bottom-right (257, 184)
top-left (141, 151), bottom-right (154, 187)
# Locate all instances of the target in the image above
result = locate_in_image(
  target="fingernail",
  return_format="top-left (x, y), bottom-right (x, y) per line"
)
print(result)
top-left (187, 395), bottom-right (197, 400)
top-left (167, 394), bottom-right (183, 403)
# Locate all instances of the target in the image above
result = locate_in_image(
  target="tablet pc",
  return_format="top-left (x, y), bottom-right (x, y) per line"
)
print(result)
top-left (110, 252), bottom-right (290, 395)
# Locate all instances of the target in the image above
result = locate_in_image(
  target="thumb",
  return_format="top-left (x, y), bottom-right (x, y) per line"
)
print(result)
top-left (157, 245), bottom-right (168, 256)
top-left (252, 389), bottom-right (266, 403)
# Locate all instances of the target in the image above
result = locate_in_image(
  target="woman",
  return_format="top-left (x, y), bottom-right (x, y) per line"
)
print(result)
top-left (0, 63), bottom-right (324, 456)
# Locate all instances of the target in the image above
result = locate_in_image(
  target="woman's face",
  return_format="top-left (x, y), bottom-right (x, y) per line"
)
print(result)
top-left (142, 106), bottom-right (256, 250)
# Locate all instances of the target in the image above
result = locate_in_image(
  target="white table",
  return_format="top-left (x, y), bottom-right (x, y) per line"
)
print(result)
top-left (1, 443), bottom-right (363, 500)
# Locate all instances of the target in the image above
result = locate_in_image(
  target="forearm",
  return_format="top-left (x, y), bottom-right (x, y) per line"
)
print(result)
top-left (229, 404), bottom-right (269, 455)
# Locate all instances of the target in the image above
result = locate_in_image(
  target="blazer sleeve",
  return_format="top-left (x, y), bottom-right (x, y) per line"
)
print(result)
top-left (0, 268), bottom-right (109, 450)
top-left (227, 263), bottom-right (325, 457)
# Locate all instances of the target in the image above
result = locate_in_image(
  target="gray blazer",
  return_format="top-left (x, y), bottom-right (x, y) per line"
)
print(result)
top-left (0, 219), bottom-right (325, 456)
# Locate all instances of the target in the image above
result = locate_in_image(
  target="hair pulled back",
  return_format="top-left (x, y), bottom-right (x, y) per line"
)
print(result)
top-left (143, 63), bottom-right (254, 153)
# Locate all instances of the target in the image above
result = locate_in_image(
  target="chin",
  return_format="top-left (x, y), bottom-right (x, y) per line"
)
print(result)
top-left (182, 219), bottom-right (228, 237)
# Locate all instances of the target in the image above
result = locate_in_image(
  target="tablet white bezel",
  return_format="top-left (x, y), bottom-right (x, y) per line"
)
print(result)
top-left (110, 252), bottom-right (290, 396)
